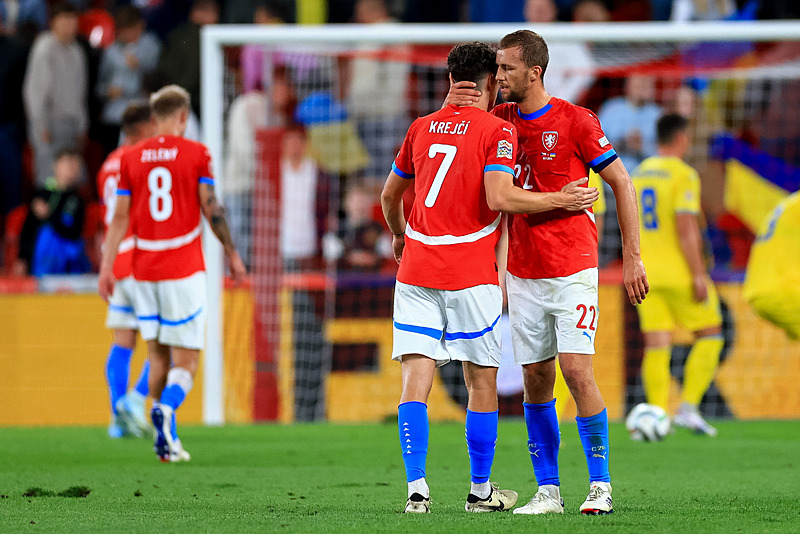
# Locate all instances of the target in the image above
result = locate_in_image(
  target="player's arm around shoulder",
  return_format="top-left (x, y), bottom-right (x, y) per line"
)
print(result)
top-left (599, 158), bottom-right (649, 304)
top-left (484, 122), bottom-right (598, 214)
top-left (198, 179), bottom-right (247, 283)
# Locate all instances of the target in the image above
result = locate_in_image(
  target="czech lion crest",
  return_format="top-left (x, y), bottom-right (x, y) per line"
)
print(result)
top-left (542, 131), bottom-right (558, 151)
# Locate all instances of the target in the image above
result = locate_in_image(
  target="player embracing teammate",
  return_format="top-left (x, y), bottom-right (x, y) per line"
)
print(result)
top-left (439, 30), bottom-right (649, 515)
top-left (99, 85), bottom-right (246, 462)
top-left (383, 41), bottom-right (599, 513)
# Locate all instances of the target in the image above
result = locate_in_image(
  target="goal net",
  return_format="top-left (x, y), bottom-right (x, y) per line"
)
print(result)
top-left (201, 22), bottom-right (800, 425)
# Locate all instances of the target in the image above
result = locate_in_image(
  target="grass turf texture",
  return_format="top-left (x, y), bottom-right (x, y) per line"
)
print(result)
top-left (0, 421), bottom-right (797, 532)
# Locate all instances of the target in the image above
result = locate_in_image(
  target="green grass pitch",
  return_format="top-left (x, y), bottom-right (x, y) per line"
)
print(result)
top-left (0, 420), bottom-right (797, 532)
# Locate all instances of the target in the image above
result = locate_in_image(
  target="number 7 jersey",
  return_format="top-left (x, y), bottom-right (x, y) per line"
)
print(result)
top-left (392, 104), bottom-right (517, 290)
top-left (118, 135), bottom-right (213, 281)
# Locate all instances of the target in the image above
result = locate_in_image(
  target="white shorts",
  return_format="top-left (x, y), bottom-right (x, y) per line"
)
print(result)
top-left (106, 276), bottom-right (138, 330)
top-left (391, 281), bottom-right (502, 368)
top-left (507, 268), bottom-right (598, 364)
top-left (135, 271), bottom-right (207, 350)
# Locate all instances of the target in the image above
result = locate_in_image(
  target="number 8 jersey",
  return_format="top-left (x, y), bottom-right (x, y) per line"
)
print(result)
top-left (118, 135), bottom-right (212, 281)
top-left (392, 104), bottom-right (517, 290)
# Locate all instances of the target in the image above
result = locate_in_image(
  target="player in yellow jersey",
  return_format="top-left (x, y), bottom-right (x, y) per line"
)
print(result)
top-left (631, 114), bottom-right (723, 436)
top-left (744, 192), bottom-right (800, 339)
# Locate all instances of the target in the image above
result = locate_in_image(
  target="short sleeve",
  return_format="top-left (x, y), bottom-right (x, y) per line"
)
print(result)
top-left (117, 152), bottom-right (131, 195)
top-left (674, 168), bottom-right (701, 215)
top-left (199, 146), bottom-right (215, 185)
top-left (392, 120), bottom-right (417, 179)
top-left (575, 108), bottom-right (618, 173)
top-left (483, 120), bottom-right (517, 177)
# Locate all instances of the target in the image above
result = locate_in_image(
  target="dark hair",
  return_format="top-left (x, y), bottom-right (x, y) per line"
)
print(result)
top-left (115, 5), bottom-right (144, 30)
top-left (657, 113), bottom-right (689, 145)
top-left (55, 147), bottom-right (81, 160)
top-left (498, 30), bottom-right (549, 78)
top-left (49, 1), bottom-right (78, 19)
top-left (447, 41), bottom-right (497, 84)
top-left (121, 100), bottom-right (152, 133)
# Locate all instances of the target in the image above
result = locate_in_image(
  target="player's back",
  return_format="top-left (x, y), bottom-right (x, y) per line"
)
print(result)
top-left (393, 104), bottom-right (516, 290)
top-left (631, 155), bottom-right (700, 288)
top-left (745, 192), bottom-right (800, 298)
top-left (98, 145), bottom-right (135, 280)
top-left (120, 135), bottom-right (212, 281)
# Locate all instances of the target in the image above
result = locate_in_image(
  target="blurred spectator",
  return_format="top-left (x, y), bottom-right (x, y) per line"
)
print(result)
top-left (324, 181), bottom-right (391, 272)
top-left (281, 125), bottom-right (321, 269)
top-left (240, 0), bottom-right (289, 95)
top-left (347, 0), bottom-right (410, 179)
top-left (17, 147), bottom-right (90, 276)
top-left (670, 0), bottom-right (735, 21)
top-left (96, 5), bottom-right (161, 156)
top-left (524, 0), bottom-right (595, 105)
top-left (572, 0), bottom-right (611, 21)
top-left (759, 0), bottom-right (800, 19)
top-left (0, 0), bottom-right (48, 32)
top-left (157, 0), bottom-right (219, 120)
top-left (0, 9), bottom-right (30, 215)
top-left (23, 2), bottom-right (88, 187)
top-left (596, 74), bottom-right (662, 171)
top-left (224, 86), bottom-right (269, 268)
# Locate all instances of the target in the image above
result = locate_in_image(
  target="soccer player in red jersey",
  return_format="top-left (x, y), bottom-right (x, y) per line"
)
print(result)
top-left (449, 30), bottom-right (649, 515)
top-left (382, 41), bottom-right (598, 514)
top-left (98, 101), bottom-right (155, 439)
top-left (99, 85), bottom-right (246, 462)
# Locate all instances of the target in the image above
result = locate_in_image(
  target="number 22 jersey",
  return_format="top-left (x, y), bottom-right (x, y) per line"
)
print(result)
top-left (492, 97), bottom-right (617, 280)
top-left (118, 135), bottom-right (213, 281)
top-left (392, 104), bottom-right (517, 290)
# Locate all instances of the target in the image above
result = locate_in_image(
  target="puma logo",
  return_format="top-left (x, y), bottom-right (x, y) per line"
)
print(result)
top-left (503, 127), bottom-right (513, 134)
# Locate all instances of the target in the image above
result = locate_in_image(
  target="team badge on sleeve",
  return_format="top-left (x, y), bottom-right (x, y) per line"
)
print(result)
top-left (497, 140), bottom-right (513, 159)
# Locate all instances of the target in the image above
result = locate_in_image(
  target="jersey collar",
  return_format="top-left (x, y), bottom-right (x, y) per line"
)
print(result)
top-left (516, 98), bottom-right (555, 120)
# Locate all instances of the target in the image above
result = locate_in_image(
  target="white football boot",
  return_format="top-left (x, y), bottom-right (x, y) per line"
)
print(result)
top-left (403, 493), bottom-right (430, 513)
top-left (465, 483), bottom-right (518, 512)
top-left (513, 485), bottom-right (564, 515)
top-left (580, 481), bottom-right (613, 515)
top-left (115, 392), bottom-right (150, 438)
top-left (673, 403), bottom-right (718, 436)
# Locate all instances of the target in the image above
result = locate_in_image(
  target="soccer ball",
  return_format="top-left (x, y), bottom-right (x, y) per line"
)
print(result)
top-left (625, 403), bottom-right (671, 442)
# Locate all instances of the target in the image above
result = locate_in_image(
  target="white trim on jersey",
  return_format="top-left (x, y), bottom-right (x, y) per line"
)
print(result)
top-left (118, 236), bottom-right (135, 254)
top-left (584, 209), bottom-right (596, 223)
top-left (405, 214), bottom-right (502, 246)
top-left (136, 224), bottom-right (202, 252)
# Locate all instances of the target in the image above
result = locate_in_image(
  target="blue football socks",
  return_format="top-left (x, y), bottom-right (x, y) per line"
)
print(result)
top-left (105, 345), bottom-right (133, 415)
top-left (465, 410), bottom-right (498, 484)
top-left (159, 368), bottom-right (193, 411)
top-left (398, 401), bottom-right (428, 483)
top-left (133, 360), bottom-right (150, 397)
top-left (524, 399), bottom-right (561, 486)
top-left (576, 408), bottom-right (611, 483)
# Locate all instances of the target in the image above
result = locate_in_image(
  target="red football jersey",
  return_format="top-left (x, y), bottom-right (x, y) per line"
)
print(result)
top-left (118, 135), bottom-right (213, 281)
top-left (98, 146), bottom-right (135, 280)
top-left (393, 105), bottom-right (517, 290)
top-left (492, 97), bottom-right (617, 279)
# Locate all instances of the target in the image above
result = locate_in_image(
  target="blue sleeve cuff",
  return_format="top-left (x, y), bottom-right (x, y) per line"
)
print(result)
top-left (116, 189), bottom-right (131, 196)
top-left (589, 148), bottom-right (618, 173)
top-left (199, 177), bottom-right (215, 185)
top-left (392, 162), bottom-right (414, 179)
top-left (484, 164), bottom-right (515, 176)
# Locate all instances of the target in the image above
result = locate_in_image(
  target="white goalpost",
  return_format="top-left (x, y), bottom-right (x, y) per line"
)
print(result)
top-left (200, 21), bottom-right (800, 425)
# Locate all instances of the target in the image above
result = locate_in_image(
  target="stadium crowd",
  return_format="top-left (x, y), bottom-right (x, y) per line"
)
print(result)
top-left (1, 0), bottom-right (799, 277)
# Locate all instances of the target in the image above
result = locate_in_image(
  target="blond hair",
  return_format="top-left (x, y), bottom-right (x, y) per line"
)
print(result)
top-left (150, 84), bottom-right (191, 119)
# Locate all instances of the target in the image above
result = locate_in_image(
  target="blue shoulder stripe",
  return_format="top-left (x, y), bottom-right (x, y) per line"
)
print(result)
top-left (392, 162), bottom-right (414, 179)
top-left (484, 164), bottom-right (515, 176)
